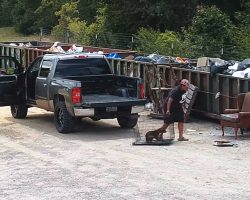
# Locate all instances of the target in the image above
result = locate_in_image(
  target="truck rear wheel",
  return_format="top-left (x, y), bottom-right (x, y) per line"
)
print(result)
top-left (10, 104), bottom-right (28, 119)
top-left (54, 101), bottom-right (75, 133)
top-left (117, 114), bottom-right (138, 128)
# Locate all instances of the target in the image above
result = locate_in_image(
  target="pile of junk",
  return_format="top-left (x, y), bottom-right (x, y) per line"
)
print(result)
top-left (7, 42), bottom-right (250, 79)
top-left (133, 54), bottom-right (250, 78)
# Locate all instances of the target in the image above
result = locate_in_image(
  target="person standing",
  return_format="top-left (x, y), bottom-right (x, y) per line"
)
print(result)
top-left (157, 79), bottom-right (190, 141)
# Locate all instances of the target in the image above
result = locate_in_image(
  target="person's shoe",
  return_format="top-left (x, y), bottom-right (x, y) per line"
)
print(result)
top-left (178, 137), bottom-right (189, 141)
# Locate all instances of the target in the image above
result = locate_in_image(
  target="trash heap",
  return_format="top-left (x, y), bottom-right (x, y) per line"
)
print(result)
top-left (6, 41), bottom-right (249, 78)
top-left (134, 54), bottom-right (250, 78)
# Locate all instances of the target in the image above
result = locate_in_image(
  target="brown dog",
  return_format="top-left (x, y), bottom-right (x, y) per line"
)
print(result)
top-left (145, 129), bottom-right (166, 142)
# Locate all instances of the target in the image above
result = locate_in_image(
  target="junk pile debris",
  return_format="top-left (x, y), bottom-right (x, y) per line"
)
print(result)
top-left (134, 53), bottom-right (250, 79)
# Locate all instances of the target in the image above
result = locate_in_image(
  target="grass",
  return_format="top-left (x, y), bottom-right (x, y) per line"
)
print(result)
top-left (0, 27), bottom-right (50, 42)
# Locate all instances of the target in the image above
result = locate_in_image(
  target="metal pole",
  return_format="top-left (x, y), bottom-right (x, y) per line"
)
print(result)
top-left (39, 27), bottom-right (43, 41)
top-left (171, 43), bottom-right (174, 56)
top-left (131, 36), bottom-right (134, 50)
top-left (67, 29), bottom-right (70, 43)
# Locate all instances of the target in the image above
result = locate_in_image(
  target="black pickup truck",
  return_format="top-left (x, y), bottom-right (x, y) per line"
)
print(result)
top-left (0, 54), bottom-right (146, 133)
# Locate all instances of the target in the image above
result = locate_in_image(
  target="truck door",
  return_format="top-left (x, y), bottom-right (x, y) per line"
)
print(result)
top-left (25, 56), bottom-right (43, 100)
top-left (35, 60), bottom-right (53, 110)
top-left (0, 56), bottom-right (24, 106)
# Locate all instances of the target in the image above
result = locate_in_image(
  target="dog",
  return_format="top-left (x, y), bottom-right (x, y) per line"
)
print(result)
top-left (145, 129), bottom-right (166, 142)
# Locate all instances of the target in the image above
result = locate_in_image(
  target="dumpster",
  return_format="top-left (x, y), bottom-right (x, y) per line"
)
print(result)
top-left (0, 41), bottom-right (249, 119)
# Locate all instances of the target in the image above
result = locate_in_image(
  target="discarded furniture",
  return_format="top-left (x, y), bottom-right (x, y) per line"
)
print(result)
top-left (182, 84), bottom-right (199, 122)
top-left (220, 92), bottom-right (250, 139)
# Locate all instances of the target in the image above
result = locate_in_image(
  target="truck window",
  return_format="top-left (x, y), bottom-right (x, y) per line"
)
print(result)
top-left (29, 57), bottom-right (42, 74)
top-left (54, 58), bottom-right (112, 77)
top-left (0, 58), bottom-right (17, 75)
top-left (39, 60), bottom-right (52, 78)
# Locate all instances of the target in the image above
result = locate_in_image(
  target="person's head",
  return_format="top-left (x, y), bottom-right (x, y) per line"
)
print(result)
top-left (180, 79), bottom-right (189, 92)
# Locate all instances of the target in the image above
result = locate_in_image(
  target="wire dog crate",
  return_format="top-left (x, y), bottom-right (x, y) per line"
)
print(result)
top-left (133, 113), bottom-right (175, 145)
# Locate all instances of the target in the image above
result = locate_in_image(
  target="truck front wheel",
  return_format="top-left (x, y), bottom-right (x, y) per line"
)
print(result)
top-left (10, 104), bottom-right (28, 119)
top-left (54, 101), bottom-right (75, 133)
top-left (117, 114), bottom-right (138, 128)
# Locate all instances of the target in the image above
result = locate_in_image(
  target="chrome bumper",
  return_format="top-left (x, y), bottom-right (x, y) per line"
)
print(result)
top-left (74, 108), bottom-right (95, 117)
top-left (74, 105), bottom-right (145, 117)
top-left (131, 105), bottom-right (145, 114)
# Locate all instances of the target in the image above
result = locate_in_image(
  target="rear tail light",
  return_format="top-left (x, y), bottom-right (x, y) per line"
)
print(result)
top-left (139, 83), bottom-right (145, 99)
top-left (72, 87), bottom-right (82, 104)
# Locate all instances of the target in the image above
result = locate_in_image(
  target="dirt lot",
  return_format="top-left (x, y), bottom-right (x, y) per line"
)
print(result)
top-left (0, 106), bottom-right (250, 200)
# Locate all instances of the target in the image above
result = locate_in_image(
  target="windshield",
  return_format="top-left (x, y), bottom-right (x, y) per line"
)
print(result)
top-left (54, 58), bottom-right (112, 77)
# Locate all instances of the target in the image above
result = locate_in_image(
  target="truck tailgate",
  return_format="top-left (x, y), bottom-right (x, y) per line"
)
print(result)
top-left (82, 94), bottom-right (146, 107)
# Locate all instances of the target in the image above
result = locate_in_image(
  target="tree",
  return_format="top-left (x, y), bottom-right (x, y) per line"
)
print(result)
top-left (52, 1), bottom-right (80, 39)
top-left (202, 0), bottom-right (241, 17)
top-left (77, 0), bottom-right (98, 24)
top-left (99, 0), bottom-right (200, 33)
top-left (183, 6), bottom-right (237, 59)
top-left (11, 0), bottom-right (41, 34)
top-left (135, 28), bottom-right (181, 55)
top-left (35, 0), bottom-right (99, 31)
top-left (35, 0), bottom-right (69, 30)
top-left (0, 0), bottom-right (16, 27)
top-left (68, 4), bottom-right (106, 45)
top-left (233, 0), bottom-right (250, 59)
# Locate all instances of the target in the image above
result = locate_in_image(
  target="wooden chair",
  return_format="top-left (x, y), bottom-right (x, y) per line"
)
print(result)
top-left (220, 92), bottom-right (250, 139)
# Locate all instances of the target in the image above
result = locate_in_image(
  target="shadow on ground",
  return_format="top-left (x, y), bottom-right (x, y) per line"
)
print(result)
top-left (5, 112), bottom-right (135, 142)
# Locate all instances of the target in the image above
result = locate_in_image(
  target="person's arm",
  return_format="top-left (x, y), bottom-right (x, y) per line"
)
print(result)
top-left (166, 97), bottom-right (173, 115)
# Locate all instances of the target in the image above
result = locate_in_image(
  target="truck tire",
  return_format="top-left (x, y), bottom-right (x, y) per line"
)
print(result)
top-left (10, 104), bottom-right (28, 119)
top-left (54, 101), bottom-right (75, 133)
top-left (75, 117), bottom-right (82, 123)
top-left (117, 114), bottom-right (138, 128)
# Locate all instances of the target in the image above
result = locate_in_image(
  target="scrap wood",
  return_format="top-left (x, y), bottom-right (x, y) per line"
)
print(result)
top-left (144, 64), bottom-right (160, 113)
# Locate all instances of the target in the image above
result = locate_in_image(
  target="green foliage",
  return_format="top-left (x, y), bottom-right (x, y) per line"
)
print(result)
top-left (135, 28), bottom-right (181, 56)
top-left (0, 0), bottom-right (249, 59)
top-left (233, 2), bottom-right (250, 59)
top-left (156, 32), bottom-right (181, 56)
top-left (52, 1), bottom-right (80, 39)
top-left (35, 0), bottom-right (69, 29)
top-left (135, 28), bottom-right (160, 53)
top-left (68, 20), bottom-right (88, 44)
top-left (34, 0), bottom-right (98, 30)
top-left (202, 0), bottom-right (241, 17)
top-left (99, 0), bottom-right (199, 33)
top-left (66, 5), bottom-right (106, 45)
top-left (0, 0), bottom-right (15, 27)
top-left (182, 6), bottom-right (237, 59)
top-left (11, 0), bottom-right (41, 34)
top-left (55, 1), bottom-right (80, 25)
top-left (77, 0), bottom-right (98, 23)
top-left (235, 29), bottom-right (250, 59)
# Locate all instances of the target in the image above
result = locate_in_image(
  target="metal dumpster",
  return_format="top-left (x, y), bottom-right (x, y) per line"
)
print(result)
top-left (109, 58), bottom-right (250, 119)
top-left (1, 42), bottom-right (249, 119)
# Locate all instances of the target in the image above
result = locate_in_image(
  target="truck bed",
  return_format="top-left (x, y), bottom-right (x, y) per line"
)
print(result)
top-left (82, 94), bottom-right (146, 107)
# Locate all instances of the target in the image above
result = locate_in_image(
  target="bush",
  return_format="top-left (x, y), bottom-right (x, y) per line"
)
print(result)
top-left (182, 6), bottom-right (237, 59)
top-left (135, 28), bottom-right (181, 56)
top-left (52, 3), bottom-right (106, 45)
top-left (233, 10), bottom-right (250, 60)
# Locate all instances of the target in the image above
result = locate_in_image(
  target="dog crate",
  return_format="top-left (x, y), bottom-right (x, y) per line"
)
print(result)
top-left (133, 113), bottom-right (175, 145)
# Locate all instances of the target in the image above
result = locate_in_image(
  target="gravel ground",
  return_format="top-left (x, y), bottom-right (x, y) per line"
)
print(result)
top-left (0, 106), bottom-right (250, 200)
